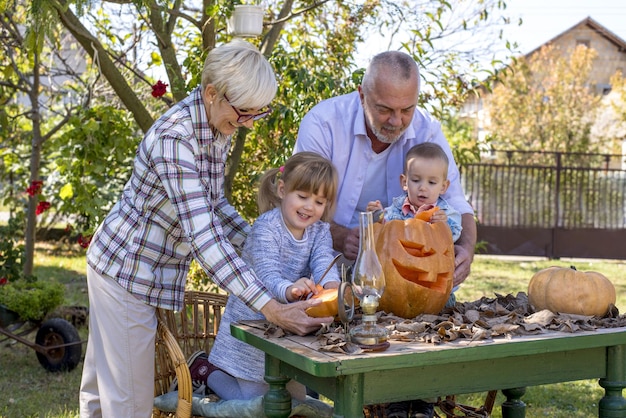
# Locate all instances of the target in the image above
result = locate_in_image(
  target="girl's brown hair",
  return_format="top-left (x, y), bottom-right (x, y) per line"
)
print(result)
top-left (257, 152), bottom-right (338, 222)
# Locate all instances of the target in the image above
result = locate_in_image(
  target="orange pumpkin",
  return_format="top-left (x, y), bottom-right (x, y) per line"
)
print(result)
top-left (414, 205), bottom-right (439, 222)
top-left (305, 286), bottom-right (339, 318)
top-left (528, 266), bottom-right (616, 316)
top-left (374, 218), bottom-right (454, 318)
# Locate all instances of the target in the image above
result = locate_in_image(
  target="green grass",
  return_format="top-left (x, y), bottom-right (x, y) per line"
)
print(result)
top-left (447, 255), bottom-right (626, 418)
top-left (1, 249), bottom-right (624, 417)
top-left (457, 255), bottom-right (626, 311)
top-left (1, 243), bottom-right (87, 418)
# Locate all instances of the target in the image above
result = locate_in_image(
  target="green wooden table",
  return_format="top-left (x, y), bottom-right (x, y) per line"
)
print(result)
top-left (231, 321), bottom-right (626, 418)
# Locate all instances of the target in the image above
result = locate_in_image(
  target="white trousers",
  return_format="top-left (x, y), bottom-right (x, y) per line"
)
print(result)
top-left (79, 265), bottom-right (156, 418)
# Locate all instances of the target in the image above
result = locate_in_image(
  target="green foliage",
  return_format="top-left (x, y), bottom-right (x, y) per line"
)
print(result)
top-left (185, 260), bottom-right (221, 293)
top-left (0, 213), bottom-right (65, 323)
top-left (231, 5), bottom-right (365, 221)
top-left (0, 276), bottom-right (65, 321)
top-left (0, 214), bottom-right (26, 281)
top-left (47, 106), bottom-right (140, 235)
top-left (3, 0), bottom-right (519, 241)
top-left (441, 115), bottom-right (481, 166)
top-left (397, 1), bottom-right (515, 120)
top-left (474, 239), bottom-right (488, 254)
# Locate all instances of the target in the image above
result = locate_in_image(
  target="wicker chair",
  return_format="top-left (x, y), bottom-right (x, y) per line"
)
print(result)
top-left (153, 291), bottom-right (228, 418)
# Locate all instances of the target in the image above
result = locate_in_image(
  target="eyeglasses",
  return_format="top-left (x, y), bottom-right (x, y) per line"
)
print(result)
top-left (223, 94), bottom-right (272, 123)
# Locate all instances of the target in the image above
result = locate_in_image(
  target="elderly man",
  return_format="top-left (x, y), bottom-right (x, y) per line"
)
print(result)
top-left (295, 50), bottom-right (476, 418)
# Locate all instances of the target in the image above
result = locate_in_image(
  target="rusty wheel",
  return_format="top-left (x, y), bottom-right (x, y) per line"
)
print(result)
top-left (35, 317), bottom-right (82, 372)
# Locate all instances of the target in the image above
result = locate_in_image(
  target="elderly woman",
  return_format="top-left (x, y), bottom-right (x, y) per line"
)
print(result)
top-left (79, 40), bottom-right (331, 418)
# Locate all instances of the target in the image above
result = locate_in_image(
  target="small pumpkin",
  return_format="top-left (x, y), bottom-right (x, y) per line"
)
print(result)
top-left (528, 266), bottom-right (616, 316)
top-left (374, 218), bottom-right (454, 318)
top-left (305, 286), bottom-right (339, 318)
top-left (414, 205), bottom-right (439, 222)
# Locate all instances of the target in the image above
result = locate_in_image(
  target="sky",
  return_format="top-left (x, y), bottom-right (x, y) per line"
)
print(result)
top-left (355, 0), bottom-right (626, 68)
top-left (501, 0), bottom-right (626, 54)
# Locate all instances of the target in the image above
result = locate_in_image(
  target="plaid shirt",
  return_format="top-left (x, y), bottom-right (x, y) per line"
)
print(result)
top-left (87, 87), bottom-right (271, 312)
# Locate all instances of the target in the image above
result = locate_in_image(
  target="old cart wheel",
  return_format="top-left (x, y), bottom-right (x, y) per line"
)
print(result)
top-left (35, 317), bottom-right (82, 372)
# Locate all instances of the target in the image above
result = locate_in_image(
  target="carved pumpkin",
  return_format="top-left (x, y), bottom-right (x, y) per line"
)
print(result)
top-left (528, 266), bottom-right (616, 316)
top-left (374, 219), bottom-right (454, 318)
top-left (305, 286), bottom-right (339, 318)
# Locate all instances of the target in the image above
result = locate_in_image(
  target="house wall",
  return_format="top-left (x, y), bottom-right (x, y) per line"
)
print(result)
top-left (552, 23), bottom-right (626, 93)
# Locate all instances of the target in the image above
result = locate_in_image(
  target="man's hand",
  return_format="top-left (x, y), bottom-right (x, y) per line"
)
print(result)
top-left (453, 213), bottom-right (477, 287)
top-left (260, 299), bottom-right (333, 336)
top-left (366, 200), bottom-right (383, 212)
top-left (330, 222), bottom-right (359, 260)
top-left (453, 244), bottom-right (472, 287)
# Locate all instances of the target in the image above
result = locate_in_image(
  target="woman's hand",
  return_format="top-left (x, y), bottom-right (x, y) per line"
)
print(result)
top-left (260, 299), bottom-right (333, 336)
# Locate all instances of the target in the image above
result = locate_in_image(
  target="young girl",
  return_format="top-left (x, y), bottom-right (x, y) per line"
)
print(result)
top-left (199, 151), bottom-right (340, 401)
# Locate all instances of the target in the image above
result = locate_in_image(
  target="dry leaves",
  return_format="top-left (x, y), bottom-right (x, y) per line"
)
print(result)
top-left (317, 292), bottom-right (626, 353)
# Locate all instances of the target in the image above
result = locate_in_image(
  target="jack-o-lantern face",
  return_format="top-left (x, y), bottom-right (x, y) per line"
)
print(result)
top-left (373, 219), bottom-right (454, 318)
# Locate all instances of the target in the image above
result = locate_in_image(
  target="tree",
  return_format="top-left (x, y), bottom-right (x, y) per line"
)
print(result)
top-left (0, 3), bottom-right (96, 276)
top-left (591, 71), bottom-right (626, 155)
top-left (487, 44), bottom-right (601, 156)
top-left (4, 0), bottom-right (517, 243)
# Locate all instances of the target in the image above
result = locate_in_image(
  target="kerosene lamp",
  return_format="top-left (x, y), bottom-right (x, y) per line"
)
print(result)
top-left (347, 211), bottom-right (389, 350)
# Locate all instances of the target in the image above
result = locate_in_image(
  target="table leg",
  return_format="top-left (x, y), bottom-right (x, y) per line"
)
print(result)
top-left (264, 355), bottom-right (291, 418)
top-left (501, 387), bottom-right (526, 418)
top-left (599, 345), bottom-right (626, 418)
top-left (333, 373), bottom-right (364, 418)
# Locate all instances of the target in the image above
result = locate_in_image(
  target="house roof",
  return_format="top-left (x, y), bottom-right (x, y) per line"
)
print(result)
top-left (525, 16), bottom-right (626, 57)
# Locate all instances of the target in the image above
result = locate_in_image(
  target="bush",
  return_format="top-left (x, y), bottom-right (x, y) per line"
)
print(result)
top-left (0, 276), bottom-right (65, 322)
top-left (0, 215), bottom-right (26, 282)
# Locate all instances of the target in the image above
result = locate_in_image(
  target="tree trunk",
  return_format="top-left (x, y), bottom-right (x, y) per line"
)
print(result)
top-left (24, 51), bottom-right (43, 278)
top-left (148, 0), bottom-right (187, 102)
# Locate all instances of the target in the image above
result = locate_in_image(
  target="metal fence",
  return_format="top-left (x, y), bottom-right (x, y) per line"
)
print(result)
top-left (462, 150), bottom-right (626, 229)
top-left (460, 150), bottom-right (626, 259)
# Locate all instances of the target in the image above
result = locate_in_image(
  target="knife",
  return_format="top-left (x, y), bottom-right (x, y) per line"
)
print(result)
top-left (314, 253), bottom-right (342, 287)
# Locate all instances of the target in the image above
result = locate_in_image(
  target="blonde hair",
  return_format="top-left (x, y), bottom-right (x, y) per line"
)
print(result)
top-left (201, 39), bottom-right (277, 110)
top-left (257, 152), bottom-right (338, 222)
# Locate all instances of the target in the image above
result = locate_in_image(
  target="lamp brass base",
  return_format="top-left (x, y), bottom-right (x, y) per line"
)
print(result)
top-left (354, 340), bottom-right (390, 351)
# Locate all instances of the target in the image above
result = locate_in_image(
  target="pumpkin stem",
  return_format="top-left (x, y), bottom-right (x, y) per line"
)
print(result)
top-left (570, 265), bottom-right (577, 270)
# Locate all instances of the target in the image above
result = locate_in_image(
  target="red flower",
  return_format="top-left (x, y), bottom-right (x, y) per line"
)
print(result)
top-left (0, 277), bottom-right (7, 286)
top-left (26, 180), bottom-right (44, 197)
top-left (151, 80), bottom-right (168, 98)
top-left (77, 234), bottom-right (92, 249)
top-left (35, 201), bottom-right (51, 215)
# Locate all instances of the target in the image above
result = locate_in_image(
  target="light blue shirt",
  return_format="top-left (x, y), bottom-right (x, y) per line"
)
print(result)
top-left (295, 91), bottom-right (474, 228)
top-left (384, 194), bottom-right (463, 242)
